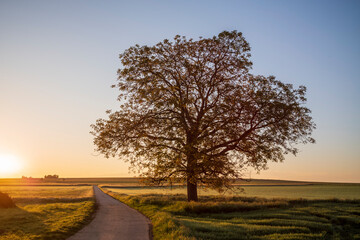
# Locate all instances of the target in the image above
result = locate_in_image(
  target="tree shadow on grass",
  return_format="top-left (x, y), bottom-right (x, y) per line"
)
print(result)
top-left (0, 206), bottom-right (49, 239)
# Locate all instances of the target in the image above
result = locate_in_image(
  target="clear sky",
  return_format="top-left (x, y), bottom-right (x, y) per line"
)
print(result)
top-left (0, 0), bottom-right (359, 182)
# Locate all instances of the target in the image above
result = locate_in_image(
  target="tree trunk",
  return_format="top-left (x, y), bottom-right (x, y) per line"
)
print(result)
top-left (186, 145), bottom-right (198, 201)
top-left (187, 180), bottom-right (198, 202)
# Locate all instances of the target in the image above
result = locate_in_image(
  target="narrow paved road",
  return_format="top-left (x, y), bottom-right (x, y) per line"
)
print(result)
top-left (68, 186), bottom-right (151, 240)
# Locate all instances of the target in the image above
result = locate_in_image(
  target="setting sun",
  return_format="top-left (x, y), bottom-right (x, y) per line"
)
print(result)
top-left (0, 154), bottom-right (22, 176)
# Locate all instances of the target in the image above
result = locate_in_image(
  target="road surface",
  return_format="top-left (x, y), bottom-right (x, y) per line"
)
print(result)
top-left (67, 186), bottom-right (151, 240)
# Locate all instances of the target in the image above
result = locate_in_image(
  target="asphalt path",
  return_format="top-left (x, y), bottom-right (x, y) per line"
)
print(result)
top-left (67, 186), bottom-right (151, 240)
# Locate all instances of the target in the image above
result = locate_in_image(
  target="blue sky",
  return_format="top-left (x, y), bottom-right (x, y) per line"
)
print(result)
top-left (0, 0), bottom-right (359, 181)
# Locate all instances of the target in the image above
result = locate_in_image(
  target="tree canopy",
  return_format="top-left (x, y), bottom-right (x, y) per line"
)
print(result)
top-left (91, 30), bottom-right (315, 201)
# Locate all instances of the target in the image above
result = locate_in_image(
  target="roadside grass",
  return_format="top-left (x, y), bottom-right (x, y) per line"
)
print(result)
top-left (102, 188), bottom-right (360, 240)
top-left (0, 186), bottom-right (95, 240)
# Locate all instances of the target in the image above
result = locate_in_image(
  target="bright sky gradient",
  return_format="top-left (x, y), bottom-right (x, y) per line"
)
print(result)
top-left (0, 0), bottom-right (359, 182)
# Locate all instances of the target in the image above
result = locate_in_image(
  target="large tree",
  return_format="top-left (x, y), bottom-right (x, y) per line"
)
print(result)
top-left (91, 31), bottom-right (315, 201)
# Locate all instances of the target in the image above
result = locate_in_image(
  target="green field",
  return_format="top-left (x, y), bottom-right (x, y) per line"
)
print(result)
top-left (1, 178), bottom-right (359, 240)
top-left (103, 183), bottom-right (360, 240)
top-left (105, 184), bottom-right (360, 200)
top-left (0, 185), bottom-right (95, 240)
top-left (177, 200), bottom-right (360, 240)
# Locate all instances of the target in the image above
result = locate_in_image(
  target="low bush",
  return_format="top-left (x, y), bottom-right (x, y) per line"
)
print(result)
top-left (0, 191), bottom-right (16, 208)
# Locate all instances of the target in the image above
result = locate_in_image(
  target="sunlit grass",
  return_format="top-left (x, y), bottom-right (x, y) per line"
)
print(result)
top-left (0, 186), bottom-right (95, 240)
top-left (103, 188), bottom-right (360, 240)
top-left (0, 201), bottom-right (95, 240)
top-left (0, 186), bottom-right (93, 203)
top-left (105, 184), bottom-right (360, 200)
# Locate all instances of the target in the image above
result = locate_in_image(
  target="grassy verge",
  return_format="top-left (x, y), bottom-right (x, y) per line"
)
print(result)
top-left (0, 186), bottom-right (96, 240)
top-left (102, 188), bottom-right (360, 240)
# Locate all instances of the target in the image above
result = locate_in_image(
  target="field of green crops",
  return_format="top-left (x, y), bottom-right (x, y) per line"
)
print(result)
top-left (105, 184), bottom-right (360, 200)
top-left (1, 179), bottom-right (359, 240)
top-left (0, 185), bottom-right (95, 240)
top-left (103, 184), bottom-right (360, 240)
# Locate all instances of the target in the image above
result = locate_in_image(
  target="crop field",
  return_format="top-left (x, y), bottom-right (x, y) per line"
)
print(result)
top-left (104, 184), bottom-right (360, 200)
top-left (0, 177), bottom-right (143, 186)
top-left (1, 179), bottom-right (359, 239)
top-left (177, 200), bottom-right (360, 240)
top-left (0, 185), bottom-right (95, 240)
top-left (0, 186), bottom-right (93, 202)
top-left (103, 184), bottom-right (360, 240)
top-left (0, 177), bottom-right (320, 186)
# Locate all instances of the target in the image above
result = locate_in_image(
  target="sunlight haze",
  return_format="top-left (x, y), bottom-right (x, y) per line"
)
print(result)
top-left (0, 154), bottom-right (22, 177)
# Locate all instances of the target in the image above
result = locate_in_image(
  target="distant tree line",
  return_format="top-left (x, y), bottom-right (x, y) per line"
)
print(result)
top-left (21, 175), bottom-right (60, 181)
top-left (44, 174), bottom-right (59, 179)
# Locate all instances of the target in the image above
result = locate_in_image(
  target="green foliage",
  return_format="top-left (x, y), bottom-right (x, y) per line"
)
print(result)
top-left (104, 188), bottom-right (360, 240)
top-left (0, 191), bottom-right (16, 208)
